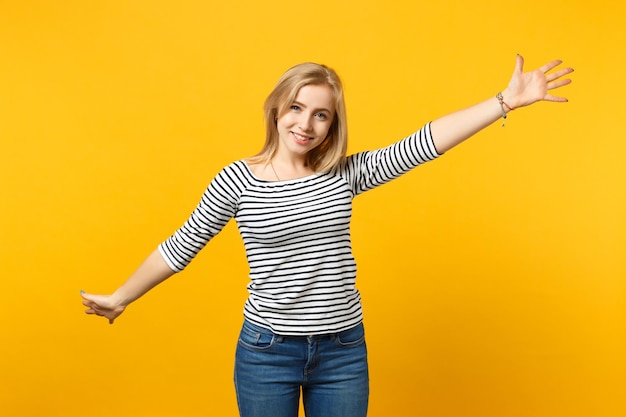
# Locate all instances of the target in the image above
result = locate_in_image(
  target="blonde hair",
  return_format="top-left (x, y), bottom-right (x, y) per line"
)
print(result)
top-left (249, 63), bottom-right (348, 173)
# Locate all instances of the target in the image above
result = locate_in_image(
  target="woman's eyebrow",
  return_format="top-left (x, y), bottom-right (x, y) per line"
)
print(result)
top-left (292, 100), bottom-right (332, 114)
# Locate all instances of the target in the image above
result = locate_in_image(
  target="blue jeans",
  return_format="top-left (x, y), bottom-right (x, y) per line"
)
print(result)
top-left (234, 320), bottom-right (369, 417)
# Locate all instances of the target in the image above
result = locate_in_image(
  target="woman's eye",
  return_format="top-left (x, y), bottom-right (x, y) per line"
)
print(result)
top-left (291, 105), bottom-right (301, 111)
top-left (315, 112), bottom-right (327, 120)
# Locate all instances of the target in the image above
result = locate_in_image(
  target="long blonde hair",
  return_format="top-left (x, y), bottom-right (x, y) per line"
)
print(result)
top-left (249, 63), bottom-right (348, 172)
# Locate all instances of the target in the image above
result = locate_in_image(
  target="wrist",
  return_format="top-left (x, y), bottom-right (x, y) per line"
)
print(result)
top-left (495, 91), bottom-right (514, 127)
top-left (110, 291), bottom-right (131, 308)
top-left (499, 89), bottom-right (517, 112)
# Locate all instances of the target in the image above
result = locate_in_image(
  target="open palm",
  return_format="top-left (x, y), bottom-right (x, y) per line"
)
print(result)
top-left (506, 54), bottom-right (573, 109)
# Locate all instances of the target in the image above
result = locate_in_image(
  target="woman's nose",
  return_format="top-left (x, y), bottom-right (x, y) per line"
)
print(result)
top-left (298, 114), bottom-right (312, 131)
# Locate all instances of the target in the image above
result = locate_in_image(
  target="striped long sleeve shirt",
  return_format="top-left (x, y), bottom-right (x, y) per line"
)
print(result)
top-left (158, 123), bottom-right (440, 335)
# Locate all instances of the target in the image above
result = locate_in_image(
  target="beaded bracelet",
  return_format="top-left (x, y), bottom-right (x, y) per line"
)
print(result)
top-left (496, 92), bottom-right (514, 127)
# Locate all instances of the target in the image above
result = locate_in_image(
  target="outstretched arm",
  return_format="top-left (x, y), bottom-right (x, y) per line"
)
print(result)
top-left (81, 248), bottom-right (175, 324)
top-left (430, 54), bottom-right (573, 154)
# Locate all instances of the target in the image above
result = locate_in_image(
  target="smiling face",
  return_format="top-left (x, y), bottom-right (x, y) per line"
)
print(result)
top-left (275, 84), bottom-right (336, 161)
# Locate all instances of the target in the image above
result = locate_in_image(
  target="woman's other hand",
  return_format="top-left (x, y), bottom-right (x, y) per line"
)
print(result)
top-left (81, 291), bottom-right (126, 324)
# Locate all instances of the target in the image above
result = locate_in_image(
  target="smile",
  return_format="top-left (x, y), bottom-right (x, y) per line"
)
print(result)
top-left (292, 132), bottom-right (313, 142)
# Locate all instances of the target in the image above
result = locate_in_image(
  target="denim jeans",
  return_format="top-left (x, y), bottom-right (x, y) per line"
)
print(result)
top-left (234, 320), bottom-right (369, 417)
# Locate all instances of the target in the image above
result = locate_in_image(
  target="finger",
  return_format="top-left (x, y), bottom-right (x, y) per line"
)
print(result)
top-left (82, 298), bottom-right (102, 309)
top-left (543, 93), bottom-right (568, 103)
top-left (538, 59), bottom-right (564, 74)
top-left (88, 303), bottom-right (117, 318)
top-left (547, 78), bottom-right (572, 90)
top-left (546, 67), bottom-right (574, 82)
top-left (88, 306), bottom-right (102, 315)
top-left (84, 308), bottom-right (106, 318)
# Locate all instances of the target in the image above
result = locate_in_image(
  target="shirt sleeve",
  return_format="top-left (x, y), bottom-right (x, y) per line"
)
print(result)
top-left (340, 122), bottom-right (441, 196)
top-left (158, 164), bottom-right (243, 272)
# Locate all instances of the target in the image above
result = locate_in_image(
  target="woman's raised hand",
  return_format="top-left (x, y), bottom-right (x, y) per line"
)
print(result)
top-left (503, 54), bottom-right (574, 109)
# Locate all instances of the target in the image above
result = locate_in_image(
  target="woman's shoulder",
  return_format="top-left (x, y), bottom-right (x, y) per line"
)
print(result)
top-left (240, 158), bottom-right (272, 181)
top-left (208, 159), bottom-right (254, 182)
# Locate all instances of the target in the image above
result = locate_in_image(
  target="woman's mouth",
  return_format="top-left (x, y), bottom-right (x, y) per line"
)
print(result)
top-left (292, 132), bottom-right (313, 144)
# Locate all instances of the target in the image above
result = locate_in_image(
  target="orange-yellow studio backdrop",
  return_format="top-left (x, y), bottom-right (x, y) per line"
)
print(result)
top-left (1, 1), bottom-right (624, 416)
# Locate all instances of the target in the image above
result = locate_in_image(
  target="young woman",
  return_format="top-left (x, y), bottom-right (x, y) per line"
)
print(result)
top-left (82, 55), bottom-right (573, 417)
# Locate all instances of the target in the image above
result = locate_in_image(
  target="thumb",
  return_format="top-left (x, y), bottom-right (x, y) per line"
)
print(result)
top-left (81, 290), bottom-right (101, 311)
top-left (80, 290), bottom-right (91, 302)
top-left (514, 53), bottom-right (524, 74)
top-left (80, 290), bottom-right (97, 304)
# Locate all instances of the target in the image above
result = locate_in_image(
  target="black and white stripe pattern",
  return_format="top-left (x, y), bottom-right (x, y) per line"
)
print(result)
top-left (158, 123), bottom-right (440, 335)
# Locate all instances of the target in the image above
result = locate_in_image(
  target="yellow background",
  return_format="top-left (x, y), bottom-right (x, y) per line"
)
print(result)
top-left (1, 1), bottom-right (624, 416)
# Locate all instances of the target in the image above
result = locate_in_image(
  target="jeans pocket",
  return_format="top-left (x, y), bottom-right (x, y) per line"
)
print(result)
top-left (237, 322), bottom-right (277, 352)
top-left (334, 323), bottom-right (366, 348)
